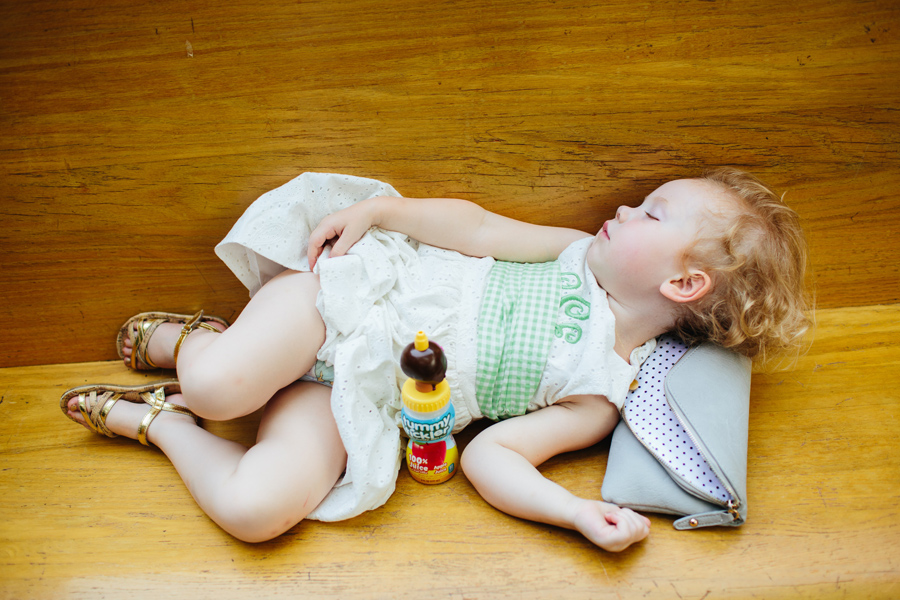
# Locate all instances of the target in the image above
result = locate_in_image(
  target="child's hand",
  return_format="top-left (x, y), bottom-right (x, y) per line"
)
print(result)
top-left (307, 197), bottom-right (384, 269)
top-left (571, 500), bottom-right (651, 552)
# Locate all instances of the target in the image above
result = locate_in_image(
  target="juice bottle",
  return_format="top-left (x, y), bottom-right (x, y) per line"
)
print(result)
top-left (400, 331), bottom-right (458, 484)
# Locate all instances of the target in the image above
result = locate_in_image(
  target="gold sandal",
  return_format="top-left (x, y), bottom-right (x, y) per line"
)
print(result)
top-left (116, 310), bottom-right (229, 371)
top-left (59, 381), bottom-right (196, 447)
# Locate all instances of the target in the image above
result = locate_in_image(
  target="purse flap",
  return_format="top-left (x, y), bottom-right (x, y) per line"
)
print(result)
top-left (665, 342), bottom-right (751, 511)
top-left (603, 419), bottom-right (724, 518)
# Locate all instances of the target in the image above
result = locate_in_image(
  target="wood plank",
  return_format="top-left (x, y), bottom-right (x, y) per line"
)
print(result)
top-left (1, 304), bottom-right (898, 598)
top-left (2, 0), bottom-right (899, 366)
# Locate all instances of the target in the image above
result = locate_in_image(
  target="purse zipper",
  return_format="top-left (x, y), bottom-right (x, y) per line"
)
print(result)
top-left (619, 404), bottom-right (741, 517)
top-left (661, 396), bottom-right (742, 518)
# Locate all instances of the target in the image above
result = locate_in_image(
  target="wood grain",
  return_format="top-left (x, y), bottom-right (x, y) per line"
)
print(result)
top-left (1, 303), bottom-right (897, 598)
top-left (2, 0), bottom-right (899, 366)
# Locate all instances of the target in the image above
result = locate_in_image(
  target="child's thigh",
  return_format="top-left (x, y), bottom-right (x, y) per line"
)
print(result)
top-left (247, 381), bottom-right (346, 516)
top-left (229, 269), bottom-right (326, 376)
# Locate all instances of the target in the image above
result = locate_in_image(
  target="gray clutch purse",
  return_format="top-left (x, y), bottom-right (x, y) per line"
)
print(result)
top-left (601, 335), bottom-right (751, 530)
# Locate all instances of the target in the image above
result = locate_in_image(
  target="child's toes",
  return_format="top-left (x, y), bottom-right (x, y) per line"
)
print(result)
top-left (65, 397), bottom-right (85, 424)
top-left (122, 329), bottom-right (134, 362)
top-left (122, 327), bottom-right (134, 350)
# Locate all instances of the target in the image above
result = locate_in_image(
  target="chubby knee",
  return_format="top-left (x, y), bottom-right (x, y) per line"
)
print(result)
top-left (213, 488), bottom-right (311, 543)
top-left (177, 367), bottom-right (229, 419)
top-left (176, 359), bottom-right (251, 420)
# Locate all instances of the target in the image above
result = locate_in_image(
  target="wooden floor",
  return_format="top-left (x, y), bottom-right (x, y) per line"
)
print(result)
top-left (1, 304), bottom-right (898, 598)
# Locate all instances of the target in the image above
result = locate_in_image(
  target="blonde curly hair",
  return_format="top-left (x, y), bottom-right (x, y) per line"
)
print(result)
top-left (673, 167), bottom-right (813, 364)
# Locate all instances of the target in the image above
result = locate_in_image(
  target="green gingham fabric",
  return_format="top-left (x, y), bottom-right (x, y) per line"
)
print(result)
top-left (476, 260), bottom-right (561, 420)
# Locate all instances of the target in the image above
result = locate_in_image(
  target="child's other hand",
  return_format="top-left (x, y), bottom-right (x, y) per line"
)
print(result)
top-left (308, 197), bottom-right (383, 269)
top-left (572, 500), bottom-right (650, 552)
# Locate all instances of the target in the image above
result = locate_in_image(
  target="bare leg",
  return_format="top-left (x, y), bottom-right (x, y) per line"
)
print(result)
top-left (64, 381), bottom-right (346, 543)
top-left (124, 269), bottom-right (327, 421)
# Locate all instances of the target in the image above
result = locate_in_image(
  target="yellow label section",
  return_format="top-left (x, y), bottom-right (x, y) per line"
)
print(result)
top-left (406, 438), bottom-right (459, 485)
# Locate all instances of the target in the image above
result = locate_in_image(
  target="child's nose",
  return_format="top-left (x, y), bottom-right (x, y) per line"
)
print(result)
top-left (616, 205), bottom-right (632, 221)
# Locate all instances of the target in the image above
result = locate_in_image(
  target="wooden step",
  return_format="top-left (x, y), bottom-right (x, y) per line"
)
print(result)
top-left (1, 304), bottom-right (897, 598)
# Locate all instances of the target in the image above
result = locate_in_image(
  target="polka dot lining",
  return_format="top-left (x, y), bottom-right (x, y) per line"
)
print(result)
top-left (624, 335), bottom-right (731, 505)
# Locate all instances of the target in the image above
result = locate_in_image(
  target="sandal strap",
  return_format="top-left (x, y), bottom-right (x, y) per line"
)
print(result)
top-left (130, 319), bottom-right (164, 370)
top-left (77, 390), bottom-right (121, 438)
top-left (120, 310), bottom-right (227, 371)
top-left (136, 386), bottom-right (198, 447)
top-left (172, 310), bottom-right (221, 366)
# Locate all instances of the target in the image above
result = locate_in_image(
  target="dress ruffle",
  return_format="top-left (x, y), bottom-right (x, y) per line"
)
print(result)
top-left (216, 172), bottom-right (404, 295)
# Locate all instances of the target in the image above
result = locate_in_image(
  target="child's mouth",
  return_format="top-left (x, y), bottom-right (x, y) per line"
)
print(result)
top-left (600, 221), bottom-right (610, 240)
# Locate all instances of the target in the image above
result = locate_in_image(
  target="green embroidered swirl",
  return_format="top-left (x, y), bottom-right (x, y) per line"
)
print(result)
top-left (554, 323), bottom-right (583, 344)
top-left (560, 272), bottom-right (582, 290)
top-left (560, 295), bottom-right (591, 320)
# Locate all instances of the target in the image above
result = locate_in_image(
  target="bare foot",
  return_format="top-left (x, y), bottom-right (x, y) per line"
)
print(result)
top-left (64, 389), bottom-right (196, 445)
top-left (122, 319), bottom-right (227, 369)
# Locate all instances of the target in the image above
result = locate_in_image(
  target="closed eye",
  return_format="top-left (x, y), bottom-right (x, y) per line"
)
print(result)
top-left (644, 211), bottom-right (659, 221)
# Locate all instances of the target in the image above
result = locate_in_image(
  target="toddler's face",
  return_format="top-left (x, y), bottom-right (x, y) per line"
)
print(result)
top-left (586, 179), bottom-right (722, 302)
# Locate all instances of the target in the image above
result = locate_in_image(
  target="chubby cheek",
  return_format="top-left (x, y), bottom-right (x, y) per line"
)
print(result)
top-left (614, 244), bottom-right (675, 293)
top-left (588, 241), bottom-right (651, 289)
top-left (610, 240), bottom-right (652, 273)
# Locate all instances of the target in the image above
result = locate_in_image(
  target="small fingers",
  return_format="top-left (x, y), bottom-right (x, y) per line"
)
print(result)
top-left (307, 197), bottom-right (382, 269)
top-left (307, 221), bottom-right (339, 268)
top-left (328, 225), bottom-right (364, 258)
top-left (309, 221), bottom-right (370, 268)
top-left (573, 501), bottom-right (650, 553)
top-left (602, 508), bottom-right (650, 551)
top-left (608, 507), bottom-right (651, 528)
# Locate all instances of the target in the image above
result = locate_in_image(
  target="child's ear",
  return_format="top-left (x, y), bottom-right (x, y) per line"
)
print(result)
top-left (660, 270), bottom-right (711, 304)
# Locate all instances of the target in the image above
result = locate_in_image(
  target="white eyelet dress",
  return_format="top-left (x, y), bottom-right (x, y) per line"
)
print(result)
top-left (215, 173), bottom-right (654, 522)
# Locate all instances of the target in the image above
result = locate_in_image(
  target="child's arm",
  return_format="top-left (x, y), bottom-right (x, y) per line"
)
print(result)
top-left (308, 195), bottom-right (589, 268)
top-left (460, 395), bottom-right (651, 552)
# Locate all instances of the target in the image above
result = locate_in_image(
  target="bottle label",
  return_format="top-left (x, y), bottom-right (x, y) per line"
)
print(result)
top-left (406, 436), bottom-right (458, 484)
top-left (401, 403), bottom-right (455, 443)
